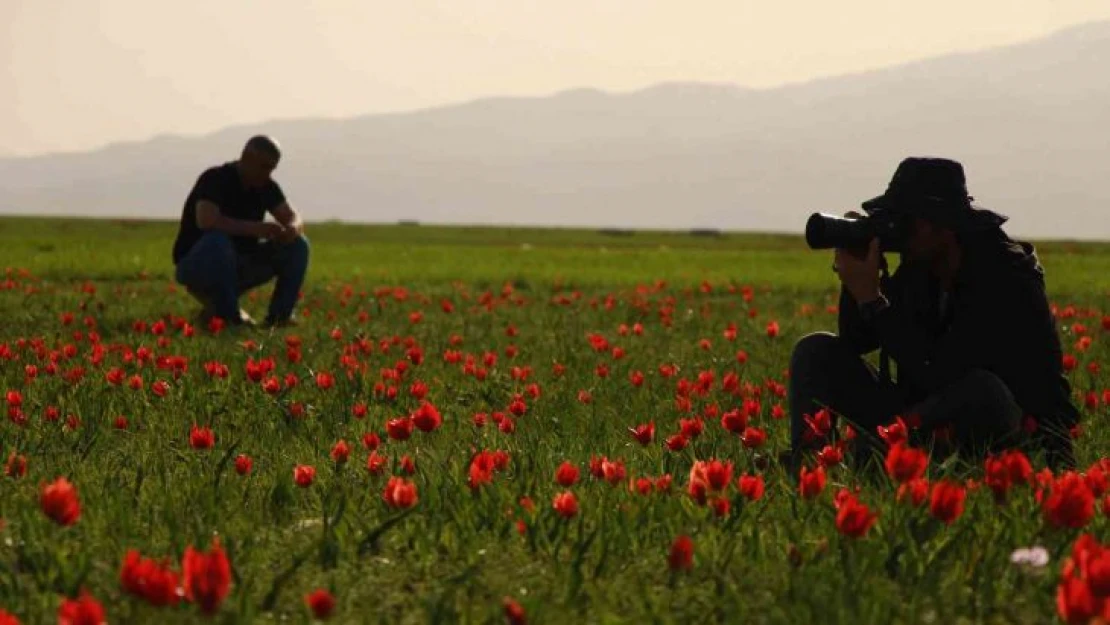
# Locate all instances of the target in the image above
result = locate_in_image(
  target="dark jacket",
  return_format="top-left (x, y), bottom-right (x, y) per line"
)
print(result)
top-left (838, 228), bottom-right (1080, 458)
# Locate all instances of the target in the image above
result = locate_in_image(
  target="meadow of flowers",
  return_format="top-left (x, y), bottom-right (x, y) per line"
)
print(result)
top-left (0, 219), bottom-right (1108, 624)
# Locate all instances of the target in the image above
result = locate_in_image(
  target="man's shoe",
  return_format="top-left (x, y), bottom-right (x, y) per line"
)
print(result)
top-left (197, 307), bottom-right (256, 327)
top-left (189, 287), bottom-right (255, 324)
top-left (238, 309), bottom-right (257, 327)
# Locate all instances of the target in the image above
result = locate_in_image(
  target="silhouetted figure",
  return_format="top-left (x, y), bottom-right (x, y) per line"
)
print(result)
top-left (787, 157), bottom-right (1079, 470)
top-left (172, 136), bottom-right (309, 327)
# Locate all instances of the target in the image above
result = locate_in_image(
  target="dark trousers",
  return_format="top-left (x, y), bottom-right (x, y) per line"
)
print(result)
top-left (174, 231), bottom-right (310, 323)
top-left (788, 332), bottom-right (1022, 457)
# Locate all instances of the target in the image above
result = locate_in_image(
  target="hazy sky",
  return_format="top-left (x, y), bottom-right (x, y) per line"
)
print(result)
top-left (3, 0), bottom-right (1109, 156)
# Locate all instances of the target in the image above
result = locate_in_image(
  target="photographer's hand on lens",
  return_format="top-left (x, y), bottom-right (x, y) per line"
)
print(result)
top-left (829, 210), bottom-right (866, 273)
top-left (834, 237), bottom-right (882, 304)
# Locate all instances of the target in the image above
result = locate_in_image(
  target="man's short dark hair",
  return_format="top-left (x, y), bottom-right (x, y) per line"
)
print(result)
top-left (243, 135), bottom-right (282, 161)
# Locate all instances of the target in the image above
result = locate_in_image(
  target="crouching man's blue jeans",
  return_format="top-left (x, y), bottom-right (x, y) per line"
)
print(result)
top-left (174, 231), bottom-right (309, 324)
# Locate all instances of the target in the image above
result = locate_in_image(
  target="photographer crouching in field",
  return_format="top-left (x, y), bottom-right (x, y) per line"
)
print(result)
top-left (786, 157), bottom-right (1079, 471)
top-left (172, 135), bottom-right (309, 328)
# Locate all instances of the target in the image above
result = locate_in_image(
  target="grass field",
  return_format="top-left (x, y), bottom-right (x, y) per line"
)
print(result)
top-left (1, 217), bottom-right (1108, 624)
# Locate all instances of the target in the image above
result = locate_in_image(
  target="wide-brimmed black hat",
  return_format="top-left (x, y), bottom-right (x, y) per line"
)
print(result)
top-left (861, 157), bottom-right (1007, 232)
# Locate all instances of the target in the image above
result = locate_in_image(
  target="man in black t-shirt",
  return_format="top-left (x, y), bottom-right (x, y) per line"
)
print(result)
top-left (172, 135), bottom-right (309, 327)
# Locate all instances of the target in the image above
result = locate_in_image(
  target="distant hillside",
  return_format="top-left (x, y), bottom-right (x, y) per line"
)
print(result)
top-left (1, 21), bottom-right (1109, 239)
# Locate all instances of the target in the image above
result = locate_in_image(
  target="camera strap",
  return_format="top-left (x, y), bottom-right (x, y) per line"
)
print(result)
top-left (879, 348), bottom-right (892, 386)
top-left (877, 266), bottom-right (893, 386)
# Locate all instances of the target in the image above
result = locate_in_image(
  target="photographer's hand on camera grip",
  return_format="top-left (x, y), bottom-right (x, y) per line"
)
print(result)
top-left (834, 238), bottom-right (882, 305)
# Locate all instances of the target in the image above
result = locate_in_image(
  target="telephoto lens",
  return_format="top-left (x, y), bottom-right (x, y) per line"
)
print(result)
top-left (804, 213), bottom-right (874, 250)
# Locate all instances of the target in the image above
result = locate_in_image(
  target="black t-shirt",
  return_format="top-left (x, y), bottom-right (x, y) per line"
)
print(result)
top-left (172, 162), bottom-right (287, 263)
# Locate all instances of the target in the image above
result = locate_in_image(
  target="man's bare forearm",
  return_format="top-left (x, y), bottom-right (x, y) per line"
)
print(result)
top-left (265, 200), bottom-right (303, 235)
top-left (196, 201), bottom-right (264, 238)
top-left (285, 214), bottom-right (304, 235)
top-left (203, 214), bottom-right (264, 238)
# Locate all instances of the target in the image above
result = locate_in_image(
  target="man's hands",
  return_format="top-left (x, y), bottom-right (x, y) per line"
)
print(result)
top-left (196, 201), bottom-right (301, 244)
top-left (275, 223), bottom-right (301, 244)
top-left (256, 221), bottom-right (303, 245)
top-left (257, 222), bottom-right (287, 241)
top-left (836, 239), bottom-right (882, 304)
top-left (268, 202), bottom-right (304, 245)
top-left (833, 210), bottom-right (883, 305)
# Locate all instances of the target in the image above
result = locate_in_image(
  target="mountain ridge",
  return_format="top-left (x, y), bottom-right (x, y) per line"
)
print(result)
top-left (15, 20), bottom-right (1107, 162)
top-left (2, 21), bottom-right (1109, 239)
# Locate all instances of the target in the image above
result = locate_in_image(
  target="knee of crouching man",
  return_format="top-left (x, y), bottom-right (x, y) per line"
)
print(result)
top-left (291, 235), bottom-right (310, 260)
top-left (199, 230), bottom-right (233, 246)
top-left (961, 369), bottom-right (1008, 393)
top-left (197, 231), bottom-right (236, 262)
top-left (790, 332), bottom-right (841, 367)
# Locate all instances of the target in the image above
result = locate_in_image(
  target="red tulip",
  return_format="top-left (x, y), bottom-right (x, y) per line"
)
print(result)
top-left (884, 443), bottom-right (927, 484)
top-left (1043, 472), bottom-right (1096, 529)
top-left (366, 451), bottom-right (388, 475)
top-left (554, 461), bottom-right (580, 487)
top-left (1056, 570), bottom-right (1098, 625)
top-left (835, 494), bottom-right (878, 539)
top-left (720, 409), bottom-right (747, 434)
top-left (679, 418), bottom-right (704, 439)
top-left (877, 416), bottom-right (908, 447)
top-left (552, 491), bottom-right (578, 518)
top-left (740, 426), bottom-right (767, 449)
top-left (984, 449), bottom-right (1032, 500)
top-left (189, 424), bottom-right (215, 450)
top-left (737, 474), bottom-right (765, 502)
top-left (929, 480), bottom-right (967, 525)
top-left (293, 465), bottom-right (316, 488)
top-left (383, 476), bottom-right (418, 509)
top-left (601, 459), bottom-right (626, 485)
top-left (40, 477), bottom-right (81, 526)
top-left (183, 537), bottom-right (231, 615)
top-left (57, 591), bottom-right (105, 625)
top-left (313, 370), bottom-right (333, 390)
top-left (361, 432), bottom-right (382, 450)
top-left (503, 597), bottom-right (527, 625)
top-left (799, 465), bottom-right (826, 500)
top-left (330, 440), bottom-right (351, 464)
top-left (655, 474), bottom-right (674, 492)
top-left (897, 478), bottom-right (930, 507)
top-left (468, 452), bottom-right (496, 490)
top-left (665, 433), bottom-right (688, 452)
top-left (412, 402), bottom-right (442, 432)
top-left (305, 588), bottom-right (336, 620)
top-left (386, 416), bottom-right (414, 441)
top-left (816, 444), bottom-right (844, 467)
top-left (668, 535), bottom-right (694, 571)
top-left (120, 549), bottom-right (180, 606)
top-left (628, 422), bottom-right (655, 446)
top-left (234, 454), bottom-right (253, 476)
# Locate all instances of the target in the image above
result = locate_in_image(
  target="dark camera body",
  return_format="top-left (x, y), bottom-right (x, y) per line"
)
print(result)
top-left (805, 211), bottom-right (911, 252)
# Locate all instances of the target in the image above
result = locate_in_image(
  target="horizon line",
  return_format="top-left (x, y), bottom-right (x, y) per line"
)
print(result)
top-left (0, 212), bottom-right (1104, 245)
